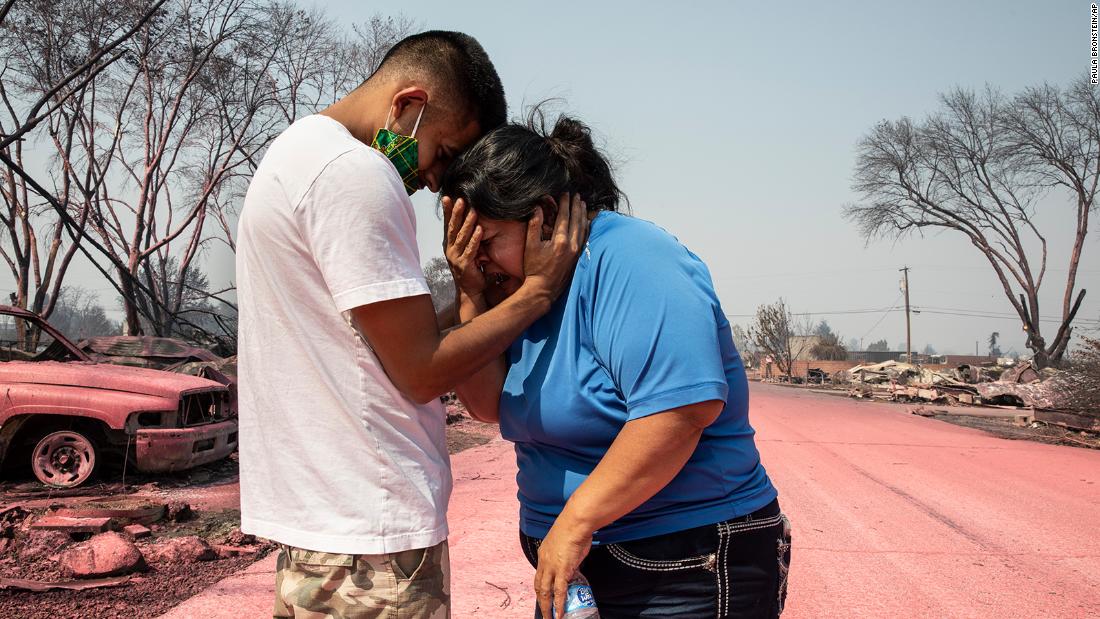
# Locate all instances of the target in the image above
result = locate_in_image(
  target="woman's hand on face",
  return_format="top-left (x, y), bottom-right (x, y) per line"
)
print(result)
top-left (442, 196), bottom-right (487, 299)
top-left (534, 521), bottom-right (593, 619)
top-left (522, 193), bottom-right (589, 302)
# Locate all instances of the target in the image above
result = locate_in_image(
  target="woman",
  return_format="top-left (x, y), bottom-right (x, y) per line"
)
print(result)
top-left (440, 112), bottom-right (791, 619)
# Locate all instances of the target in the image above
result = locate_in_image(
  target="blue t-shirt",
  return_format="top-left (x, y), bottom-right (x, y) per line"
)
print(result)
top-left (500, 212), bottom-right (777, 544)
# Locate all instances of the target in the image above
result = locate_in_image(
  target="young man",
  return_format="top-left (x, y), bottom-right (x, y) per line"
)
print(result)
top-left (235, 31), bottom-right (586, 617)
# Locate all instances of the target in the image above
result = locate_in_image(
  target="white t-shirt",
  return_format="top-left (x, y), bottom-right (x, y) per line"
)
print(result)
top-left (236, 114), bottom-right (450, 554)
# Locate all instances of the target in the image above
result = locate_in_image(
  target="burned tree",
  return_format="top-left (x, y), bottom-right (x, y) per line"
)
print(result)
top-left (988, 332), bottom-right (1003, 357)
top-left (422, 256), bottom-right (455, 313)
top-left (749, 299), bottom-right (812, 379)
top-left (0, 0), bottom-right (168, 331)
top-left (1, 0), bottom-right (414, 340)
top-left (69, 0), bottom-right (353, 337)
top-left (1055, 336), bottom-right (1100, 413)
top-left (845, 78), bottom-right (1097, 367)
top-left (731, 323), bottom-right (756, 366)
top-left (810, 320), bottom-right (848, 361)
top-left (48, 286), bottom-right (118, 339)
top-left (866, 339), bottom-right (889, 352)
top-left (0, 93), bottom-right (82, 324)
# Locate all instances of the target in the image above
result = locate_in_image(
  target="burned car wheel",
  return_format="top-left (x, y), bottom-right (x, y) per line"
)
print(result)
top-left (31, 430), bottom-right (98, 488)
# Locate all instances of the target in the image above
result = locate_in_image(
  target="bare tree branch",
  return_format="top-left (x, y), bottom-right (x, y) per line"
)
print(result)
top-left (0, 0), bottom-right (170, 150)
top-left (845, 77), bottom-right (1097, 367)
top-left (1, 1), bottom-right (413, 342)
top-left (0, 0), bottom-right (16, 26)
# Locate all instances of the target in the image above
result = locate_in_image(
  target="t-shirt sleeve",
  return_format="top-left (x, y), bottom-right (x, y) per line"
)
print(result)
top-left (588, 224), bottom-right (729, 421)
top-left (294, 149), bottom-right (429, 312)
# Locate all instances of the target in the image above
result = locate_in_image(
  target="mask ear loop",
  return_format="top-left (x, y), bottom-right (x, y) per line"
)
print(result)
top-left (383, 102), bottom-right (426, 136)
top-left (410, 103), bottom-right (425, 138)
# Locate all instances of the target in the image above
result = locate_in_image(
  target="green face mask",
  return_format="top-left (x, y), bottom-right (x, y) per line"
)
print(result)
top-left (371, 104), bottom-right (425, 196)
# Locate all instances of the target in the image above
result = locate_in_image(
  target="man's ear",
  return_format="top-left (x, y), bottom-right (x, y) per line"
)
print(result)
top-left (389, 87), bottom-right (428, 132)
top-left (538, 195), bottom-right (558, 238)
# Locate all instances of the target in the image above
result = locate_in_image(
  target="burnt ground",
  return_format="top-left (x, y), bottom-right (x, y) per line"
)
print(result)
top-left (0, 409), bottom-right (502, 619)
top-left (780, 383), bottom-right (1100, 451)
top-left (446, 413), bottom-right (499, 453)
top-left (929, 413), bottom-right (1100, 450)
top-left (0, 554), bottom-right (263, 619)
top-left (0, 452), bottom-right (268, 619)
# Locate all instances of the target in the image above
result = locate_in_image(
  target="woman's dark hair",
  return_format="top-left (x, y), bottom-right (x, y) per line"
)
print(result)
top-left (440, 108), bottom-right (626, 220)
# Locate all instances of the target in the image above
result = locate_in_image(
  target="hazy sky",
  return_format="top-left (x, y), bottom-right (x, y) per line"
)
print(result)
top-left (15, 0), bottom-right (1100, 355)
top-left (363, 0), bottom-right (1099, 356)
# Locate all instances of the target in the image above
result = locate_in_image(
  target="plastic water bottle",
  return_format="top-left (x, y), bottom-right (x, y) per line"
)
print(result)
top-left (557, 572), bottom-right (599, 618)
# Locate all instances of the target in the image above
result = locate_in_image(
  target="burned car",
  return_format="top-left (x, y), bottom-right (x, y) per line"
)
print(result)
top-left (77, 335), bottom-right (238, 415)
top-left (0, 305), bottom-right (237, 488)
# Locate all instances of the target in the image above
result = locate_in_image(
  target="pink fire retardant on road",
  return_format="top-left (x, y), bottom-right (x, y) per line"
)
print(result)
top-left (445, 437), bottom-right (533, 616)
top-left (157, 437), bottom-right (531, 619)
top-left (754, 383), bottom-right (1100, 618)
top-left (162, 382), bottom-right (1100, 617)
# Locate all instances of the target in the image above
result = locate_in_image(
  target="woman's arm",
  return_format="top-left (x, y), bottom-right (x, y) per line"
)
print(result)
top-left (533, 399), bottom-right (723, 619)
top-left (442, 196), bottom-right (509, 423)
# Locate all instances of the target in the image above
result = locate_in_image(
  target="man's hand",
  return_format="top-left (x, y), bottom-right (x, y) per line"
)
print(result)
top-left (521, 193), bottom-right (588, 302)
top-left (351, 194), bottom-right (588, 405)
top-left (535, 519), bottom-right (592, 619)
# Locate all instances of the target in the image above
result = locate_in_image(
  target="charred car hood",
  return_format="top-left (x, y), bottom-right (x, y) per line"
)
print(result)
top-left (0, 361), bottom-right (225, 398)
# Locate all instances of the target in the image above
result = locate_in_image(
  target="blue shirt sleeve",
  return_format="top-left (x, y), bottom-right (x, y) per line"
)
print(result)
top-left (585, 220), bottom-right (730, 420)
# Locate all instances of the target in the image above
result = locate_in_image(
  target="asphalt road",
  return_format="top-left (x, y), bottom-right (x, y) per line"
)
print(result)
top-left (162, 382), bottom-right (1100, 618)
top-left (753, 383), bottom-right (1100, 618)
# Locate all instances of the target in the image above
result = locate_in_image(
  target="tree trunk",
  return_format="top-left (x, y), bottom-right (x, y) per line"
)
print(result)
top-left (119, 272), bottom-right (142, 336)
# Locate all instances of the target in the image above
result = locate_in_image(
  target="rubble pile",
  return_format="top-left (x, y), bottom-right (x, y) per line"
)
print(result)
top-left (835, 360), bottom-right (1068, 410)
top-left (58, 532), bottom-right (146, 578)
top-left (0, 499), bottom-right (267, 593)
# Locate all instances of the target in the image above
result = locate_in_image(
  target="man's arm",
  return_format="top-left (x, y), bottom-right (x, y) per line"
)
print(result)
top-left (435, 297), bottom-right (458, 331)
top-left (451, 289), bottom-right (506, 423)
top-left (353, 195), bottom-right (586, 404)
top-left (353, 286), bottom-right (546, 404)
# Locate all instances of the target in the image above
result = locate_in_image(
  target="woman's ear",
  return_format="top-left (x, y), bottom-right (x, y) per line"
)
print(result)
top-left (539, 195), bottom-right (558, 238)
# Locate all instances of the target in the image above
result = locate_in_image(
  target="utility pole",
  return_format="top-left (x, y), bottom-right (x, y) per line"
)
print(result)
top-left (900, 266), bottom-right (912, 364)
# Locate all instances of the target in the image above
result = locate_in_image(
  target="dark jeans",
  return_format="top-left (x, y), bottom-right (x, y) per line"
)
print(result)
top-left (521, 499), bottom-right (791, 618)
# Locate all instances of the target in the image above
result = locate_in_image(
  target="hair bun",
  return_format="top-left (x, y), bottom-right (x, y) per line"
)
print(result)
top-left (438, 104), bottom-right (626, 219)
top-left (546, 116), bottom-right (601, 190)
top-left (547, 116), bottom-right (593, 158)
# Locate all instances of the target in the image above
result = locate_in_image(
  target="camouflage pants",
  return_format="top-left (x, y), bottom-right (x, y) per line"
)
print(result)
top-left (273, 540), bottom-right (449, 618)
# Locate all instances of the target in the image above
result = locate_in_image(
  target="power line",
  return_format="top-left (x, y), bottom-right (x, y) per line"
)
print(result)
top-left (726, 304), bottom-right (1098, 325)
top-left (791, 308), bottom-right (904, 316)
top-left (720, 267), bottom-right (901, 281)
top-left (907, 263), bottom-right (1100, 275)
top-left (916, 308), bottom-right (1100, 325)
top-left (916, 305), bottom-right (1023, 317)
top-left (725, 306), bottom-right (904, 318)
top-left (858, 293), bottom-right (904, 344)
top-left (915, 306), bottom-right (1100, 324)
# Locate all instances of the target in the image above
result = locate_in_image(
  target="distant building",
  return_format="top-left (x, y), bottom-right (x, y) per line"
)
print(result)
top-left (845, 351), bottom-right (997, 366)
top-left (788, 335), bottom-right (823, 361)
top-left (848, 350), bottom-right (905, 364)
top-left (940, 354), bottom-right (998, 366)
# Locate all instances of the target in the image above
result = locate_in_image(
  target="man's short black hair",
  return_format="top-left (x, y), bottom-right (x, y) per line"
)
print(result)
top-left (375, 31), bottom-right (506, 133)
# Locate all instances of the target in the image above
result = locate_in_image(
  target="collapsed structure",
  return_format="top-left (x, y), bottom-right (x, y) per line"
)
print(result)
top-left (829, 360), bottom-right (1097, 432)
